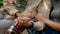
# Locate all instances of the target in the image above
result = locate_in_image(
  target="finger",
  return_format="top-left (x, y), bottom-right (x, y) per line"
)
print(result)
top-left (22, 17), bottom-right (30, 21)
top-left (18, 18), bottom-right (24, 27)
top-left (14, 19), bottom-right (19, 26)
top-left (14, 18), bottom-right (23, 28)
top-left (19, 19), bottom-right (23, 23)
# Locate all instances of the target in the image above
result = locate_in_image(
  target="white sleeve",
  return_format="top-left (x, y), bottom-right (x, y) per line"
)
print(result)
top-left (33, 21), bottom-right (45, 31)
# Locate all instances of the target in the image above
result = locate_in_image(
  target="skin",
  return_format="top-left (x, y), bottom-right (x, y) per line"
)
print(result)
top-left (16, 10), bottom-right (37, 18)
top-left (35, 13), bottom-right (60, 31)
top-left (14, 10), bottom-right (37, 34)
top-left (15, 10), bottom-right (37, 28)
top-left (15, 12), bottom-right (60, 33)
top-left (3, 0), bottom-right (37, 33)
top-left (4, 0), bottom-right (60, 33)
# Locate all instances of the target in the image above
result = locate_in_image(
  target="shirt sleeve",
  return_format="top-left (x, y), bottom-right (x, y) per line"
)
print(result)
top-left (33, 21), bottom-right (45, 31)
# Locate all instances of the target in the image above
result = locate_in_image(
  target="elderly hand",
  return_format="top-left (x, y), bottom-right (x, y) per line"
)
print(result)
top-left (14, 17), bottom-right (33, 28)
top-left (21, 10), bottom-right (37, 18)
top-left (14, 10), bottom-right (37, 28)
top-left (16, 10), bottom-right (37, 18)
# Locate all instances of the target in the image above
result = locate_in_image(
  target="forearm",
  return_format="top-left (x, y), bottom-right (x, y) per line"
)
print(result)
top-left (21, 9), bottom-right (37, 18)
top-left (41, 17), bottom-right (60, 31)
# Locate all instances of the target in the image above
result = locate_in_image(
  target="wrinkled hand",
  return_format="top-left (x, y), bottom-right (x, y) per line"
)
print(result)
top-left (21, 10), bottom-right (37, 18)
top-left (14, 17), bottom-right (32, 28)
top-left (14, 9), bottom-right (37, 28)
top-left (16, 10), bottom-right (37, 18)
top-left (14, 17), bottom-right (32, 34)
top-left (14, 17), bottom-right (29, 34)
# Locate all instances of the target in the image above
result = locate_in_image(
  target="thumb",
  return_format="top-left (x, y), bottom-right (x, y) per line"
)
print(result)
top-left (22, 17), bottom-right (30, 20)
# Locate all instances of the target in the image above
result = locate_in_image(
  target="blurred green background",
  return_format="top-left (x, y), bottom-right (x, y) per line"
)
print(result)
top-left (0, 0), bottom-right (3, 6)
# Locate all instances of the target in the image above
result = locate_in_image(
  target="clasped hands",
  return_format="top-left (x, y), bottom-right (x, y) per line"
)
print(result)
top-left (14, 10), bottom-right (45, 33)
top-left (15, 10), bottom-right (37, 28)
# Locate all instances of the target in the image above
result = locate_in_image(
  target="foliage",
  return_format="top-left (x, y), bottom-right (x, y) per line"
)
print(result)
top-left (0, 0), bottom-right (3, 6)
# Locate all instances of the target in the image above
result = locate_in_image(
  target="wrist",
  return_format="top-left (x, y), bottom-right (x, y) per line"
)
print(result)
top-left (41, 17), bottom-right (49, 24)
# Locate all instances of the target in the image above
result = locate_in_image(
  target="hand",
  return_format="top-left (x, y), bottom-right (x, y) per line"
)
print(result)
top-left (22, 10), bottom-right (37, 18)
top-left (35, 13), bottom-right (45, 21)
top-left (14, 17), bottom-right (33, 28)
top-left (15, 12), bottom-right (22, 17)
top-left (16, 10), bottom-right (37, 18)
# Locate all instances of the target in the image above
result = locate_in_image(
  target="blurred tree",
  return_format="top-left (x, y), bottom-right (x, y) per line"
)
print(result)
top-left (0, 0), bottom-right (3, 6)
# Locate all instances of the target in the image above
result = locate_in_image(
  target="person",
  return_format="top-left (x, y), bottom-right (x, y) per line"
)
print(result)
top-left (39, 0), bottom-right (60, 34)
top-left (16, 0), bottom-right (60, 34)
top-left (0, 0), bottom-right (50, 34)
top-left (0, 0), bottom-right (51, 34)
top-left (15, 0), bottom-right (60, 34)
top-left (13, 0), bottom-right (51, 34)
